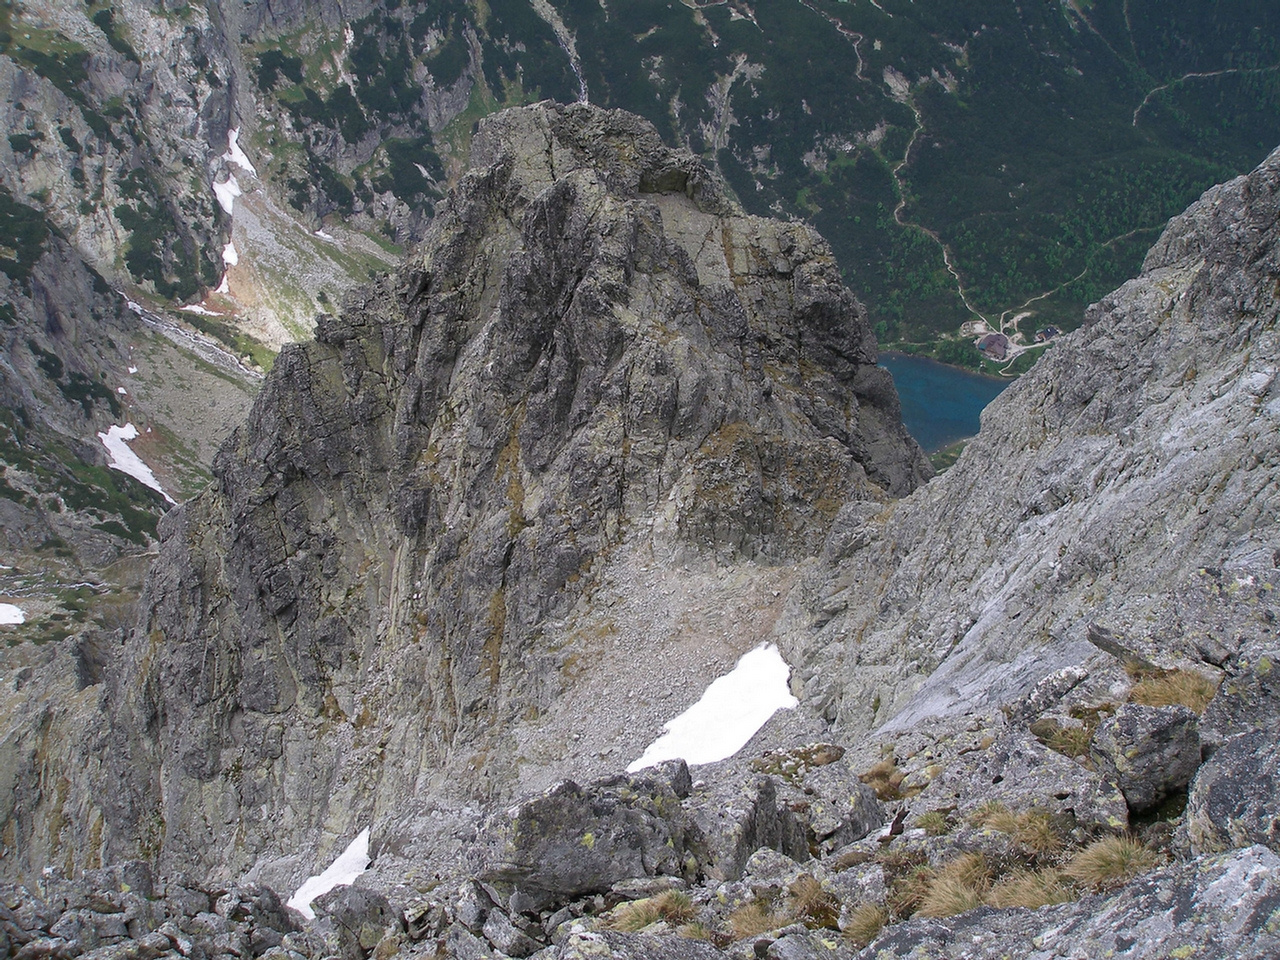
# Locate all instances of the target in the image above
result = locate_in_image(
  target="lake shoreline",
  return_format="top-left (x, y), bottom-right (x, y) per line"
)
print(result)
top-left (878, 352), bottom-right (1011, 454)
top-left (880, 349), bottom-right (1013, 383)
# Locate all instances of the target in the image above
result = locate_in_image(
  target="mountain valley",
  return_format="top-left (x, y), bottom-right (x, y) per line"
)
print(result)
top-left (1, 2), bottom-right (1279, 959)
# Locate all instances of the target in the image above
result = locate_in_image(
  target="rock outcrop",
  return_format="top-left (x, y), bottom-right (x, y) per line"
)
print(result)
top-left (85, 101), bottom-right (928, 887)
top-left (780, 142), bottom-right (1280, 741)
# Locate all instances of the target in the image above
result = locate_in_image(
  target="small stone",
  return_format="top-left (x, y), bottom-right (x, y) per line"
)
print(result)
top-left (482, 909), bottom-right (540, 958)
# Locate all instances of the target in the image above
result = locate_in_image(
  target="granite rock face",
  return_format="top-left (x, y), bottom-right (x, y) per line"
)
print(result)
top-left (853, 845), bottom-right (1280, 960)
top-left (479, 765), bottom-right (700, 913)
top-left (1186, 727), bottom-right (1280, 854)
top-left (780, 142), bottom-right (1280, 742)
top-left (89, 101), bottom-right (928, 885)
top-left (1090, 704), bottom-right (1201, 814)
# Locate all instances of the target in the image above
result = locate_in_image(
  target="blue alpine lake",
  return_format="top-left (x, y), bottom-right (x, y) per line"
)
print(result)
top-left (878, 352), bottom-right (1011, 453)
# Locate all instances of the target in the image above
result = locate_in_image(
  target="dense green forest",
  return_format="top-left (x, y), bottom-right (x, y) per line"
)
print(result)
top-left (244, 0), bottom-right (1280, 360)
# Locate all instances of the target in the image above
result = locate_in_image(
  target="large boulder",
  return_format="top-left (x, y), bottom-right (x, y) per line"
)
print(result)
top-left (912, 729), bottom-right (1129, 833)
top-left (1090, 704), bottom-right (1201, 813)
top-left (1185, 727), bottom-right (1280, 854)
top-left (479, 763), bottom-right (701, 913)
top-left (685, 772), bottom-right (810, 882)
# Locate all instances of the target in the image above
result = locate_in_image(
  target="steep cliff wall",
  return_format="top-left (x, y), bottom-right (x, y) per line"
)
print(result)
top-left (86, 102), bottom-right (929, 886)
top-left (781, 144), bottom-right (1280, 738)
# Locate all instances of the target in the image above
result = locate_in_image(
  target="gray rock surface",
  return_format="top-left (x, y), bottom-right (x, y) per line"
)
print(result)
top-left (913, 727), bottom-right (1130, 833)
top-left (686, 772), bottom-right (810, 882)
top-left (779, 142), bottom-right (1280, 754)
top-left (1186, 727), bottom-right (1280, 854)
top-left (83, 100), bottom-right (927, 887)
top-left (5, 66), bottom-right (1280, 960)
top-left (0, 862), bottom-right (313, 960)
top-left (854, 845), bottom-right (1280, 960)
top-left (479, 769), bottom-right (700, 913)
top-left (1090, 704), bottom-right (1201, 813)
top-left (547, 929), bottom-right (725, 960)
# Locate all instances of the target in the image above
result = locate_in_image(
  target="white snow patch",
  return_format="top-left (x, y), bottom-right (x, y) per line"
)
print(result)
top-left (127, 365), bottom-right (138, 374)
top-left (126, 300), bottom-right (143, 316)
top-left (213, 174), bottom-right (242, 216)
top-left (215, 273), bottom-right (230, 295)
top-left (223, 128), bottom-right (258, 177)
top-left (116, 386), bottom-right (127, 395)
top-left (627, 644), bottom-right (798, 772)
top-left (0, 603), bottom-right (24, 625)
top-left (180, 304), bottom-right (223, 316)
top-left (222, 241), bottom-right (239, 266)
top-left (287, 828), bottom-right (371, 920)
top-left (314, 230), bottom-right (336, 242)
top-left (97, 423), bottom-right (175, 504)
top-left (413, 162), bottom-right (432, 179)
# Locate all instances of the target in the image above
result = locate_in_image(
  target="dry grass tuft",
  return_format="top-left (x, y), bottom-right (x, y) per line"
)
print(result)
top-left (653, 891), bottom-right (696, 923)
top-left (842, 903), bottom-right (888, 947)
top-left (987, 868), bottom-right (1074, 909)
top-left (917, 875), bottom-right (986, 918)
top-left (860, 756), bottom-right (907, 800)
top-left (787, 875), bottom-right (841, 929)
top-left (970, 804), bottom-right (1062, 854)
top-left (1011, 809), bottom-right (1064, 855)
top-left (935, 852), bottom-right (992, 890)
top-left (1046, 724), bottom-right (1093, 760)
top-left (677, 921), bottom-right (711, 940)
top-left (1129, 669), bottom-right (1220, 714)
top-left (727, 899), bottom-right (787, 939)
top-left (832, 848), bottom-right (874, 871)
top-left (886, 864), bottom-right (936, 918)
top-left (1063, 836), bottom-right (1160, 890)
top-left (914, 810), bottom-right (951, 836)
top-left (604, 890), bottom-right (696, 932)
top-left (969, 800), bottom-right (1016, 831)
top-left (604, 898), bottom-right (663, 932)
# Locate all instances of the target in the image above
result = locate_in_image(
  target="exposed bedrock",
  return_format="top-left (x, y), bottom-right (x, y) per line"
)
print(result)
top-left (89, 101), bottom-right (928, 886)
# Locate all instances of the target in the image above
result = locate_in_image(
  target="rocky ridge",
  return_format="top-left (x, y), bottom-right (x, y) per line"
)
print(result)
top-left (2, 108), bottom-right (1280, 960)
top-left (67, 101), bottom-right (926, 889)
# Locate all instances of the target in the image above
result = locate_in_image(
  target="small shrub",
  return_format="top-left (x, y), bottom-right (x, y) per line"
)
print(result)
top-left (917, 875), bottom-right (986, 918)
top-left (727, 899), bottom-right (786, 939)
top-left (1063, 836), bottom-right (1160, 890)
top-left (1129, 669), bottom-right (1219, 714)
top-left (787, 875), bottom-right (841, 929)
top-left (842, 903), bottom-right (887, 947)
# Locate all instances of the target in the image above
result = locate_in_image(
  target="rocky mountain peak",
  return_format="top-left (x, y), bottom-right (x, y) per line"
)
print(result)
top-left (74, 101), bottom-right (930, 885)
